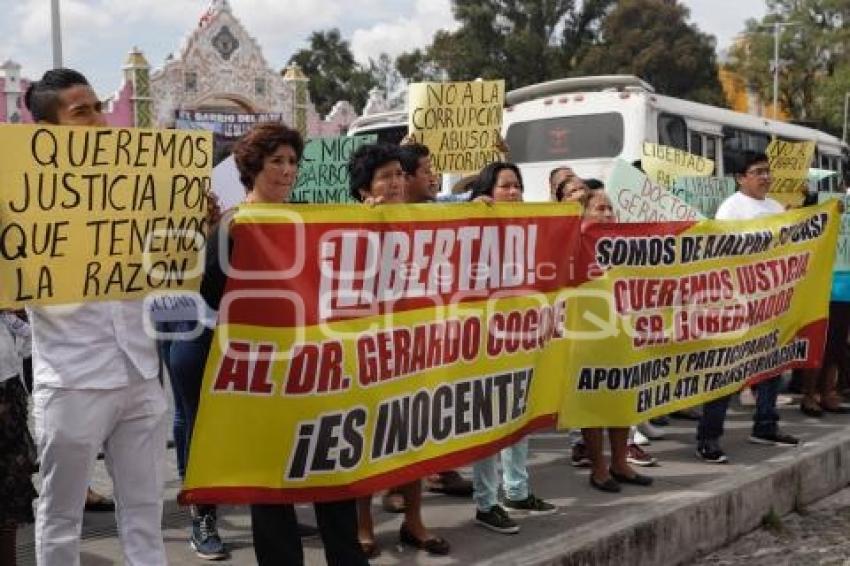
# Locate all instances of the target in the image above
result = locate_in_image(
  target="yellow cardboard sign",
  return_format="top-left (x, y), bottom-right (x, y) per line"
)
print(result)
top-left (407, 80), bottom-right (505, 174)
top-left (0, 125), bottom-right (211, 307)
top-left (642, 142), bottom-right (714, 188)
top-left (767, 139), bottom-right (815, 208)
top-left (559, 201), bottom-right (838, 427)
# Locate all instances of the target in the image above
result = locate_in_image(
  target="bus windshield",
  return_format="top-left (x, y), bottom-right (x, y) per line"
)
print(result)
top-left (505, 112), bottom-right (624, 163)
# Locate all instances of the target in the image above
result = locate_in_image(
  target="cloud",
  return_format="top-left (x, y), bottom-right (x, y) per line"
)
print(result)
top-left (350, 0), bottom-right (458, 64)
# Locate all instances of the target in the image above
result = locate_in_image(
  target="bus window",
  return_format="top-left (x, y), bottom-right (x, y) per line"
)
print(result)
top-left (504, 112), bottom-right (624, 163)
top-left (706, 137), bottom-right (717, 162)
top-left (658, 114), bottom-right (688, 151)
top-left (748, 132), bottom-right (770, 152)
top-left (689, 132), bottom-right (703, 157)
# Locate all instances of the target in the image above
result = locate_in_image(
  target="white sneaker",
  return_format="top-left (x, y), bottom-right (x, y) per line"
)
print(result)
top-left (632, 429), bottom-right (651, 446)
top-left (775, 394), bottom-right (794, 407)
top-left (637, 421), bottom-right (665, 440)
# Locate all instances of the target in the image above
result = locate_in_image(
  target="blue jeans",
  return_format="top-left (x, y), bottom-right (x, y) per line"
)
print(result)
top-left (472, 438), bottom-right (529, 512)
top-left (157, 322), bottom-right (213, 480)
top-left (697, 375), bottom-right (781, 443)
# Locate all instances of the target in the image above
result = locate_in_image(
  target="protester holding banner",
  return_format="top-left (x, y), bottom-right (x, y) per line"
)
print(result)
top-left (189, 122), bottom-right (367, 566)
top-left (696, 151), bottom-right (800, 464)
top-left (397, 142), bottom-right (475, 500)
top-left (21, 68), bottom-right (170, 566)
top-left (156, 311), bottom-right (227, 557)
top-left (549, 165), bottom-right (576, 201)
top-left (554, 176), bottom-right (591, 205)
top-left (349, 142), bottom-right (451, 557)
top-left (466, 161), bottom-right (556, 534)
top-left (798, 271), bottom-right (850, 416)
top-left (579, 188), bottom-right (655, 492)
top-left (399, 142), bottom-right (438, 204)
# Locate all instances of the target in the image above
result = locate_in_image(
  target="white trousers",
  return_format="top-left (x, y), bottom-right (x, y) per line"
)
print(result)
top-left (33, 377), bottom-right (169, 566)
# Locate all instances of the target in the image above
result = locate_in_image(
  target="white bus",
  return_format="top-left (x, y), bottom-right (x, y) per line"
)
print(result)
top-left (347, 75), bottom-right (849, 202)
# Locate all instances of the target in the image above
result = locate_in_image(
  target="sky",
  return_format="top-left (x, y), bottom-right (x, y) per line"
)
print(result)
top-left (0, 0), bottom-right (767, 97)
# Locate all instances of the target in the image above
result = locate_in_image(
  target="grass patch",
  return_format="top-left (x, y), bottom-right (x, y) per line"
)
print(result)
top-left (761, 508), bottom-right (785, 534)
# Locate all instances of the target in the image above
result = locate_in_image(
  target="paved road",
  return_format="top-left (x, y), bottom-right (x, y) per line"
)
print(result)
top-left (17, 389), bottom-right (850, 565)
top-left (694, 486), bottom-right (850, 565)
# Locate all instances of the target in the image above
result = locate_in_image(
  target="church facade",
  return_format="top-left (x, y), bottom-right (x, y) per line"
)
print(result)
top-left (0, 0), bottom-right (358, 139)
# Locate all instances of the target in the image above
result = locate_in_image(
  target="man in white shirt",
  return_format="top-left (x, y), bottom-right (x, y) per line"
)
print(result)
top-left (23, 69), bottom-right (168, 566)
top-left (696, 150), bottom-right (800, 464)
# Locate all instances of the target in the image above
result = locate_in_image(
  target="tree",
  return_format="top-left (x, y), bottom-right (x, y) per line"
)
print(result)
top-left (574, 0), bottom-right (726, 106)
top-left (411, 0), bottom-right (616, 90)
top-left (395, 49), bottom-right (444, 83)
top-left (287, 29), bottom-right (376, 115)
top-left (728, 0), bottom-right (850, 132)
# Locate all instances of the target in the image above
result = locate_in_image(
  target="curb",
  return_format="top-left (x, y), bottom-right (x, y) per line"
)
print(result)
top-left (477, 427), bottom-right (850, 566)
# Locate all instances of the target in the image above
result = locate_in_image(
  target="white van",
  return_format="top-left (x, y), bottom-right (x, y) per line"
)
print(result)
top-left (348, 75), bottom-right (849, 202)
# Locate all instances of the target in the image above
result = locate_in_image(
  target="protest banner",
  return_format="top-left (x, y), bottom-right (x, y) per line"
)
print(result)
top-left (671, 176), bottom-right (736, 218)
top-left (558, 201), bottom-right (839, 427)
top-left (766, 139), bottom-right (815, 208)
top-left (641, 142), bottom-right (714, 188)
top-left (818, 192), bottom-right (850, 271)
top-left (175, 110), bottom-right (285, 139)
top-left (180, 202), bottom-right (582, 504)
top-left (290, 134), bottom-right (377, 204)
top-left (0, 124), bottom-right (210, 307)
top-left (607, 159), bottom-right (704, 222)
top-left (407, 80), bottom-right (505, 174)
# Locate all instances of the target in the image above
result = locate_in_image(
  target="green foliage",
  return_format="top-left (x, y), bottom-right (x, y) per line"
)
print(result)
top-left (394, 49), bottom-right (443, 83)
top-left (761, 507), bottom-right (785, 534)
top-left (411, 0), bottom-right (616, 90)
top-left (574, 0), bottom-right (726, 106)
top-left (286, 29), bottom-right (376, 115)
top-left (728, 0), bottom-right (850, 133)
top-left (394, 0), bottom-right (722, 106)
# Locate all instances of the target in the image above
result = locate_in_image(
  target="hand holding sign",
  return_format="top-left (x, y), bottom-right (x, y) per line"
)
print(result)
top-left (767, 139), bottom-right (815, 208)
top-left (606, 159), bottom-right (704, 222)
top-left (407, 80), bottom-right (505, 174)
top-left (642, 142), bottom-right (714, 188)
top-left (0, 124), bottom-right (210, 307)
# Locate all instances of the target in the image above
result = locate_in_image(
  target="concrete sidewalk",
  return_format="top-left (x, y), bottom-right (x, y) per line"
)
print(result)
top-left (17, 396), bottom-right (850, 565)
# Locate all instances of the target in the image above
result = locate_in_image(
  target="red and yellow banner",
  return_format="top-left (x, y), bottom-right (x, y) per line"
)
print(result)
top-left (181, 202), bottom-right (582, 504)
top-left (181, 201), bottom-right (839, 504)
top-left (559, 201), bottom-right (838, 427)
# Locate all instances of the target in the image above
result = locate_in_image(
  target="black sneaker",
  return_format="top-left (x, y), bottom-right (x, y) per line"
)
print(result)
top-left (696, 441), bottom-right (728, 464)
top-left (502, 494), bottom-right (556, 516)
top-left (190, 513), bottom-right (228, 560)
top-left (749, 431), bottom-right (799, 446)
top-left (475, 505), bottom-right (520, 534)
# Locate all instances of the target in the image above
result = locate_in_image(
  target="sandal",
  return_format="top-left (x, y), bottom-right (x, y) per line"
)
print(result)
top-left (381, 490), bottom-right (406, 513)
top-left (800, 398), bottom-right (823, 417)
top-left (424, 471), bottom-right (473, 497)
top-left (359, 540), bottom-right (381, 559)
top-left (589, 474), bottom-right (621, 493)
top-left (399, 523), bottom-right (450, 555)
top-left (84, 489), bottom-right (115, 512)
top-left (610, 468), bottom-right (653, 487)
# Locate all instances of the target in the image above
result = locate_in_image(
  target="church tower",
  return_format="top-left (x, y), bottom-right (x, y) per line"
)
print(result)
top-left (282, 63), bottom-right (309, 136)
top-left (123, 47), bottom-right (153, 127)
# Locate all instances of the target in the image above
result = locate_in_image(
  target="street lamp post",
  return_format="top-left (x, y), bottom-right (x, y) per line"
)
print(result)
top-left (843, 91), bottom-right (850, 143)
top-left (766, 22), bottom-right (798, 121)
top-left (51, 0), bottom-right (63, 68)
